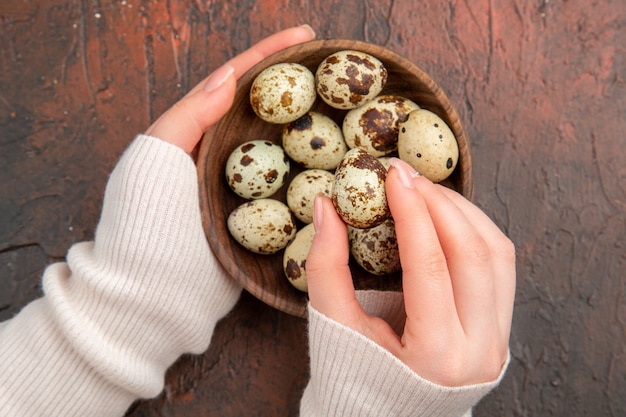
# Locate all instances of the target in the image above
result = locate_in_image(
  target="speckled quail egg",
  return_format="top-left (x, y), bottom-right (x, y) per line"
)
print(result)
top-left (315, 50), bottom-right (388, 110)
top-left (286, 169), bottom-right (335, 224)
top-left (225, 140), bottom-right (290, 199)
top-left (342, 95), bottom-right (420, 157)
top-left (377, 156), bottom-right (392, 171)
top-left (398, 109), bottom-right (459, 183)
top-left (348, 218), bottom-right (400, 276)
top-left (282, 112), bottom-right (348, 170)
top-left (283, 223), bottom-right (316, 292)
top-left (250, 62), bottom-right (317, 124)
top-left (332, 148), bottom-right (390, 229)
top-left (227, 199), bottom-right (296, 255)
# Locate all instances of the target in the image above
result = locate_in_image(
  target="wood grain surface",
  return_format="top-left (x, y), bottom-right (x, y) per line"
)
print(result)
top-left (1, 1), bottom-right (625, 416)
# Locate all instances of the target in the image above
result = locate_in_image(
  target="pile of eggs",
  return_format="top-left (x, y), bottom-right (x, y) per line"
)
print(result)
top-left (224, 49), bottom-right (459, 292)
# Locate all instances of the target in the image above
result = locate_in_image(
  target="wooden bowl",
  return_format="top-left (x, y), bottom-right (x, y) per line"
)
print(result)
top-left (197, 39), bottom-right (473, 318)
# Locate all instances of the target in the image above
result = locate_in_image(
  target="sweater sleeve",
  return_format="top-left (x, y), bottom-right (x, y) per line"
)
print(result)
top-left (0, 134), bottom-right (242, 417)
top-left (300, 290), bottom-right (509, 417)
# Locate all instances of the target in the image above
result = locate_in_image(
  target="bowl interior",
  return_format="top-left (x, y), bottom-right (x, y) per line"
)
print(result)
top-left (198, 39), bottom-right (472, 318)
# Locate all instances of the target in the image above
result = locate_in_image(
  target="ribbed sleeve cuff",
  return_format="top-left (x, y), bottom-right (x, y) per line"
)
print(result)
top-left (301, 291), bottom-right (509, 417)
top-left (0, 134), bottom-right (241, 417)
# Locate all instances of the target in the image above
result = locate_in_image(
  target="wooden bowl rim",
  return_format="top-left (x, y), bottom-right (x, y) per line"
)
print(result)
top-left (197, 39), bottom-right (473, 317)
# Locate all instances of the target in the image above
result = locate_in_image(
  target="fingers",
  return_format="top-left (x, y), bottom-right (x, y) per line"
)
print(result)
top-left (305, 195), bottom-right (361, 325)
top-left (145, 25), bottom-right (316, 153)
top-left (185, 25), bottom-right (316, 97)
top-left (418, 182), bottom-right (499, 337)
top-left (387, 157), bottom-right (515, 379)
top-left (385, 159), bottom-right (461, 341)
top-left (224, 25), bottom-right (316, 81)
top-left (145, 65), bottom-right (237, 153)
top-left (306, 195), bottom-right (404, 352)
top-left (438, 186), bottom-right (516, 353)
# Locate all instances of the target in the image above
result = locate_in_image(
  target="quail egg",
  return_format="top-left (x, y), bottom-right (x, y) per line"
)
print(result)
top-left (227, 199), bottom-right (297, 255)
top-left (377, 156), bottom-right (392, 171)
top-left (398, 109), bottom-right (459, 183)
top-left (283, 223), bottom-right (316, 292)
top-left (332, 148), bottom-right (390, 229)
top-left (225, 140), bottom-right (290, 199)
top-left (349, 218), bottom-right (400, 276)
top-left (286, 169), bottom-right (335, 224)
top-left (315, 50), bottom-right (387, 110)
top-left (342, 95), bottom-right (420, 157)
top-left (250, 62), bottom-right (317, 124)
top-left (282, 112), bottom-right (348, 170)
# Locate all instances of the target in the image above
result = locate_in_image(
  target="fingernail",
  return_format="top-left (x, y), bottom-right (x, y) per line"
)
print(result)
top-left (388, 157), bottom-right (420, 189)
top-left (313, 193), bottom-right (324, 232)
top-left (203, 64), bottom-right (235, 93)
top-left (300, 24), bottom-right (316, 39)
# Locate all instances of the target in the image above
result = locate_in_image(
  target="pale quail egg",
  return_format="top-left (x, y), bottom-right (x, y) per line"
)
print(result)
top-left (250, 62), bottom-right (317, 124)
top-left (398, 109), bottom-right (459, 183)
top-left (225, 140), bottom-right (290, 199)
top-left (282, 112), bottom-right (348, 170)
top-left (286, 169), bottom-right (335, 224)
top-left (332, 148), bottom-right (390, 229)
top-left (349, 218), bottom-right (400, 276)
top-left (342, 95), bottom-right (420, 157)
top-left (283, 223), bottom-right (316, 292)
top-left (377, 156), bottom-right (392, 171)
top-left (227, 199), bottom-right (296, 255)
top-left (315, 50), bottom-right (387, 110)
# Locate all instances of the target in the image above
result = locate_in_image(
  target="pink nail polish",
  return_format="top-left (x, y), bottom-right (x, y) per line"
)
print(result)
top-left (203, 64), bottom-right (235, 93)
top-left (388, 158), bottom-right (419, 189)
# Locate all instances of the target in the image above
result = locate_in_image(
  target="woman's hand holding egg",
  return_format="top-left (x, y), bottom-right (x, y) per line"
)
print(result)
top-left (144, 25), bottom-right (316, 154)
top-left (306, 157), bottom-right (516, 387)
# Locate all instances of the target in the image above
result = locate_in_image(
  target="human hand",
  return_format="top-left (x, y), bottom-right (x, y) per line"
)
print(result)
top-left (306, 157), bottom-right (515, 387)
top-left (144, 24), bottom-right (316, 154)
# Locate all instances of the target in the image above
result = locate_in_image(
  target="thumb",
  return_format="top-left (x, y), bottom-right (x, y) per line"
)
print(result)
top-left (306, 195), bottom-right (361, 322)
top-left (145, 64), bottom-right (236, 153)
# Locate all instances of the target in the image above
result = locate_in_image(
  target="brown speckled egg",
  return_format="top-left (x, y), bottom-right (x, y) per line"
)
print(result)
top-left (282, 112), bottom-right (348, 170)
top-left (342, 95), bottom-right (420, 157)
top-left (225, 140), bottom-right (290, 199)
top-left (332, 148), bottom-right (390, 229)
top-left (250, 62), bottom-right (316, 124)
top-left (283, 223), bottom-right (316, 292)
top-left (286, 169), bottom-right (335, 224)
top-left (398, 109), bottom-right (459, 183)
top-left (315, 50), bottom-right (387, 110)
top-left (377, 156), bottom-right (392, 171)
top-left (227, 199), bottom-right (296, 255)
top-left (349, 218), bottom-right (400, 276)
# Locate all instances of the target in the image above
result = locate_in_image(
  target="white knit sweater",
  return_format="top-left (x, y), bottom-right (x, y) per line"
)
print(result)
top-left (0, 135), bottom-right (507, 416)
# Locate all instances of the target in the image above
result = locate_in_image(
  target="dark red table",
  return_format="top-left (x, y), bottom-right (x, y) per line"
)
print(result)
top-left (1, 1), bottom-right (624, 415)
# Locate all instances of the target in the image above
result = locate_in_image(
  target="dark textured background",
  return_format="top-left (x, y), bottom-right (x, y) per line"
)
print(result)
top-left (1, 1), bottom-right (625, 415)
